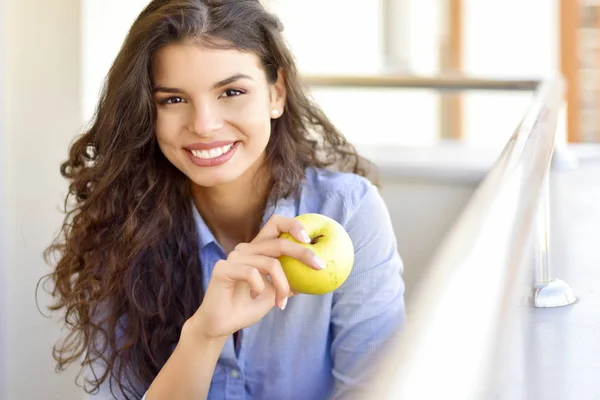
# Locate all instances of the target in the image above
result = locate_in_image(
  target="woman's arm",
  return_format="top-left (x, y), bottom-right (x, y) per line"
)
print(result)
top-left (144, 318), bottom-right (226, 400)
top-left (329, 183), bottom-right (406, 399)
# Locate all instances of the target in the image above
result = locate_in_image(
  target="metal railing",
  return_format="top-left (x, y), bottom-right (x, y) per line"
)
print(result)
top-left (303, 74), bottom-right (539, 91)
top-left (306, 74), bottom-right (576, 399)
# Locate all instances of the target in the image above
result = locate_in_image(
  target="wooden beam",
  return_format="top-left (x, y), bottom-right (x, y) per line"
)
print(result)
top-left (440, 0), bottom-right (463, 140)
top-left (560, 0), bottom-right (581, 142)
top-left (594, 3), bottom-right (600, 143)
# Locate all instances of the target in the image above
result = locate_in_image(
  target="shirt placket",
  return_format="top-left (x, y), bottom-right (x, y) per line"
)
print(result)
top-left (202, 245), bottom-right (247, 399)
top-left (225, 331), bottom-right (246, 400)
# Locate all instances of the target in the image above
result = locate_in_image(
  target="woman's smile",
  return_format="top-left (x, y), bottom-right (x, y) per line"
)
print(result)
top-left (185, 140), bottom-right (240, 167)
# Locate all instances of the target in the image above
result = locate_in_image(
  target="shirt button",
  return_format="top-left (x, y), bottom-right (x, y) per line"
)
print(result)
top-left (230, 369), bottom-right (240, 378)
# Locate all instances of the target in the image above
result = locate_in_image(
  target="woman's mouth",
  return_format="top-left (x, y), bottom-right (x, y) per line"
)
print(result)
top-left (190, 143), bottom-right (234, 159)
top-left (185, 141), bottom-right (239, 167)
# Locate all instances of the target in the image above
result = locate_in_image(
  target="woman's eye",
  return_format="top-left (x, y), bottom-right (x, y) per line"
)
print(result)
top-left (160, 96), bottom-right (185, 105)
top-left (220, 89), bottom-right (245, 98)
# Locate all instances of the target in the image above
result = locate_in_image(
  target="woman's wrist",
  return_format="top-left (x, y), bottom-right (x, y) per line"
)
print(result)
top-left (181, 315), bottom-right (228, 351)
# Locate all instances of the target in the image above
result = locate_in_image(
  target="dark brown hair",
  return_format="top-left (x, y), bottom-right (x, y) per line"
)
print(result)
top-left (42, 0), bottom-right (373, 398)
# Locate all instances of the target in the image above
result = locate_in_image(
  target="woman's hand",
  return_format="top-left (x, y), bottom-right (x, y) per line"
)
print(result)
top-left (190, 215), bottom-right (326, 340)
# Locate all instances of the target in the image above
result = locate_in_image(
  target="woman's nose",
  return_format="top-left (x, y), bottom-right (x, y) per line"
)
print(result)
top-left (189, 102), bottom-right (224, 136)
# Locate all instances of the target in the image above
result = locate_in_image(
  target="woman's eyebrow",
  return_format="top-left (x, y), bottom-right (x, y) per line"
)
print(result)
top-left (153, 86), bottom-right (182, 94)
top-left (211, 73), bottom-right (253, 89)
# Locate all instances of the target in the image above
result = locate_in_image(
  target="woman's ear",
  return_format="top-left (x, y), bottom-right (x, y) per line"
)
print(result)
top-left (269, 69), bottom-right (286, 119)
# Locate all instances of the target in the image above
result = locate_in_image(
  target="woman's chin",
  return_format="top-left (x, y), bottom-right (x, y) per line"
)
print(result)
top-left (187, 168), bottom-right (243, 189)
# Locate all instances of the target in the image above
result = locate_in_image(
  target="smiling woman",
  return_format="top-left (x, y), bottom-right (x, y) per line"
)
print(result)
top-left (42, 1), bottom-right (406, 400)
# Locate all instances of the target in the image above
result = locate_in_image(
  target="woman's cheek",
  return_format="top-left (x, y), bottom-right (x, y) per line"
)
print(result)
top-left (156, 110), bottom-right (185, 140)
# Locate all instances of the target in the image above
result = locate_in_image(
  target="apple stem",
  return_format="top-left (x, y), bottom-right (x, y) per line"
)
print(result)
top-left (310, 234), bottom-right (325, 245)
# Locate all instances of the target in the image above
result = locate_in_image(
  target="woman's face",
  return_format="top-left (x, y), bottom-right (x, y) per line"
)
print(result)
top-left (152, 42), bottom-right (286, 188)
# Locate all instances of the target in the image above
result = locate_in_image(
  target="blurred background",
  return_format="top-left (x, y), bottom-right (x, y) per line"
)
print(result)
top-left (1, 0), bottom-right (599, 399)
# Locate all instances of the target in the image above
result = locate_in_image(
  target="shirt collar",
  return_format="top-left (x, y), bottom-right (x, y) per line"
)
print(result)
top-left (261, 194), bottom-right (298, 226)
top-left (191, 203), bottom-right (218, 250)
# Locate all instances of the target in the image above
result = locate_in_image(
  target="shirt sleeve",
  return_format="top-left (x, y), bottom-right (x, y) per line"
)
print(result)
top-left (329, 183), bottom-right (406, 399)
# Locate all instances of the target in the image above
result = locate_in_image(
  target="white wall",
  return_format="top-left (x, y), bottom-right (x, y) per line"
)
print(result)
top-left (462, 0), bottom-right (560, 147)
top-left (463, 0), bottom-right (559, 77)
top-left (267, 0), bottom-right (385, 75)
top-left (379, 181), bottom-right (476, 300)
top-left (82, 0), bottom-right (152, 122)
top-left (0, 0), bottom-right (8, 397)
top-left (2, 0), bottom-right (83, 399)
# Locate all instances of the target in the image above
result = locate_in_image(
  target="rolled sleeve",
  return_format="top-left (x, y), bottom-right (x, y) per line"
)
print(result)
top-left (329, 183), bottom-right (406, 398)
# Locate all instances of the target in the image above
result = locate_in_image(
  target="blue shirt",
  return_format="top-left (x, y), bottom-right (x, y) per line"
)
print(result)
top-left (96, 168), bottom-right (406, 400)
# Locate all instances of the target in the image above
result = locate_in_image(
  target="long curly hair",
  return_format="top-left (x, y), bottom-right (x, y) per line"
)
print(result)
top-left (42, 0), bottom-right (374, 398)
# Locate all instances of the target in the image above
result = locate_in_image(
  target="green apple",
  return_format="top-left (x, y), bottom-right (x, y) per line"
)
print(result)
top-left (278, 213), bottom-right (354, 295)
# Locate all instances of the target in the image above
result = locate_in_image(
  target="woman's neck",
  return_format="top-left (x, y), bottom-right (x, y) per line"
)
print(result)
top-left (191, 165), bottom-right (271, 254)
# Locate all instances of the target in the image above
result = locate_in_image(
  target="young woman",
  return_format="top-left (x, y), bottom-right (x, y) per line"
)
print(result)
top-left (45, 0), bottom-right (406, 399)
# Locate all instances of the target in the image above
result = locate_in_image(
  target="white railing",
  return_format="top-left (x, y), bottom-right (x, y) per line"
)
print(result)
top-left (306, 74), bottom-right (576, 399)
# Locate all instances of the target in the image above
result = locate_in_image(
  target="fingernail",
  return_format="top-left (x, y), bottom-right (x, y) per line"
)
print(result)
top-left (300, 230), bottom-right (311, 244)
top-left (313, 256), bottom-right (326, 269)
top-left (279, 297), bottom-right (288, 310)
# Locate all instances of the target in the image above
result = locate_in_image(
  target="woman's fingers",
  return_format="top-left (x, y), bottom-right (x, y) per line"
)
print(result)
top-left (213, 260), bottom-right (266, 296)
top-left (228, 253), bottom-right (292, 307)
top-left (214, 259), bottom-right (289, 309)
top-left (236, 239), bottom-right (326, 270)
top-left (252, 214), bottom-right (311, 245)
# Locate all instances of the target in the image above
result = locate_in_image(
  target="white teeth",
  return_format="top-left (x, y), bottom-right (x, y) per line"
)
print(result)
top-left (191, 143), bottom-right (234, 159)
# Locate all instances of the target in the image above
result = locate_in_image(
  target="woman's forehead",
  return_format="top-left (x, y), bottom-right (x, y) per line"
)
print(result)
top-left (152, 43), bottom-right (265, 86)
